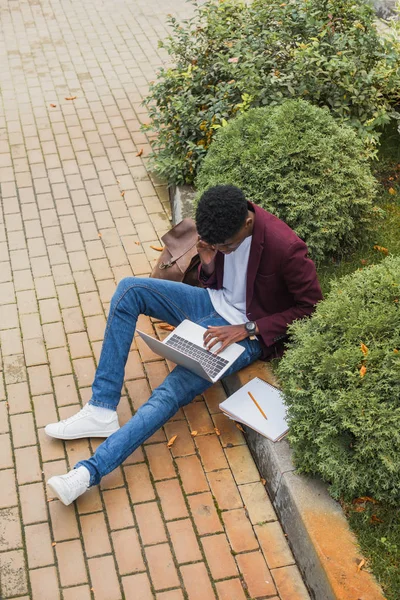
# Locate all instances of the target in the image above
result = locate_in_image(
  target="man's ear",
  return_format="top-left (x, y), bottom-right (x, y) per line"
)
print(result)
top-left (245, 216), bottom-right (253, 229)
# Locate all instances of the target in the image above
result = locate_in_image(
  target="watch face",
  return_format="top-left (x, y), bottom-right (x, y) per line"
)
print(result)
top-left (246, 321), bottom-right (256, 333)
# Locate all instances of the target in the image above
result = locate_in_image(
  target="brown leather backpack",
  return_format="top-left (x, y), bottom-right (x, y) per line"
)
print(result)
top-left (150, 218), bottom-right (202, 287)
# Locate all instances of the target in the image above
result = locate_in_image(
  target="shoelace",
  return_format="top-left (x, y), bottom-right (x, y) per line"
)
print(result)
top-left (60, 404), bottom-right (92, 425)
top-left (63, 469), bottom-right (88, 489)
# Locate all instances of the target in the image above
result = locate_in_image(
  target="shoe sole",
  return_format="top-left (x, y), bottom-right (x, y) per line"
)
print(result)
top-left (47, 480), bottom-right (71, 506)
top-left (45, 427), bottom-right (120, 441)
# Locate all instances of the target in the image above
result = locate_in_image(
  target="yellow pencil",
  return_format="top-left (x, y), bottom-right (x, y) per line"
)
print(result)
top-left (248, 391), bottom-right (268, 420)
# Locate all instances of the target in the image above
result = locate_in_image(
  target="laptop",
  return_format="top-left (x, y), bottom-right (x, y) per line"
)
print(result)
top-left (137, 319), bottom-right (245, 383)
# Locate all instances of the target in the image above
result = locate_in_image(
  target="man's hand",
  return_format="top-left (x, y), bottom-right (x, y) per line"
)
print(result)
top-left (196, 237), bottom-right (217, 275)
top-left (203, 324), bottom-right (248, 354)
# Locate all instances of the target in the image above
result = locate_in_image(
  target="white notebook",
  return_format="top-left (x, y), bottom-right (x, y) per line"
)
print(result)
top-left (219, 377), bottom-right (289, 442)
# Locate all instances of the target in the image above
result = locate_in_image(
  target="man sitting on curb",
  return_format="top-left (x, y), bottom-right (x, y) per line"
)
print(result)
top-left (46, 184), bottom-right (322, 505)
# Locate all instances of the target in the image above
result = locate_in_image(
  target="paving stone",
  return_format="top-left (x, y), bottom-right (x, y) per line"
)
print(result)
top-left (0, 507), bottom-right (23, 551)
top-left (156, 478), bottom-right (189, 521)
top-left (156, 591), bottom-right (184, 600)
top-left (112, 528), bottom-right (145, 575)
top-left (30, 567), bottom-right (62, 600)
top-left (11, 412), bottom-right (37, 448)
top-left (145, 441), bottom-right (175, 480)
top-left (207, 469), bottom-right (243, 511)
top-left (0, 550), bottom-right (28, 597)
top-left (255, 521), bottom-right (295, 569)
top-left (202, 533), bottom-right (239, 580)
top-left (81, 512), bottom-right (112, 557)
top-left (236, 550), bottom-right (277, 598)
top-left (212, 413), bottom-right (245, 447)
top-left (215, 578), bottom-right (247, 600)
top-left (175, 455), bottom-right (209, 495)
top-left (88, 555), bottom-right (121, 600)
top-left (25, 523), bottom-right (54, 568)
top-left (62, 586), bottom-right (92, 600)
top-left (195, 434), bottom-right (229, 472)
top-left (272, 565), bottom-right (311, 600)
top-left (56, 539), bottom-right (88, 586)
top-left (145, 543), bottom-right (180, 591)
top-left (122, 572), bottom-right (153, 600)
top-left (0, 433), bottom-right (13, 469)
top-left (7, 381), bottom-right (31, 414)
top-left (0, 469), bottom-right (18, 508)
top-left (180, 562), bottom-right (216, 600)
top-left (225, 445), bottom-right (260, 485)
top-left (49, 499), bottom-right (80, 541)
top-left (135, 501), bottom-right (167, 546)
top-left (163, 420), bottom-right (195, 457)
top-left (167, 518), bottom-right (202, 564)
top-left (15, 445), bottom-right (42, 484)
top-left (188, 491), bottom-right (223, 536)
top-left (124, 463), bottom-right (155, 504)
top-left (19, 483), bottom-right (48, 525)
top-left (222, 509), bottom-right (259, 553)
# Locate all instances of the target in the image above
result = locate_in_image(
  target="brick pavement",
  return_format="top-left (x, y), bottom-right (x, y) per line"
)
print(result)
top-left (0, 0), bottom-right (311, 598)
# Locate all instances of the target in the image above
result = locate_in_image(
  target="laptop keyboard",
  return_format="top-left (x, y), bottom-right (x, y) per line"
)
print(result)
top-left (165, 334), bottom-right (229, 379)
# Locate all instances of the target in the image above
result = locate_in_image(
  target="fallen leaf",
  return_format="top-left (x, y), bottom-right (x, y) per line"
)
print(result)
top-left (50, 103), bottom-right (57, 108)
top-left (359, 365), bottom-right (367, 378)
top-left (214, 427), bottom-right (221, 436)
top-left (136, 148), bottom-right (144, 157)
top-left (52, 542), bottom-right (57, 547)
top-left (388, 187), bottom-right (396, 195)
top-left (167, 435), bottom-right (177, 447)
top-left (150, 245), bottom-right (164, 252)
top-left (353, 496), bottom-right (377, 504)
top-left (47, 498), bottom-right (54, 502)
top-left (236, 423), bottom-right (245, 432)
top-left (371, 514), bottom-right (384, 524)
top-left (394, 349), bottom-right (399, 354)
top-left (116, 179), bottom-right (120, 184)
top-left (357, 558), bottom-right (365, 572)
top-left (360, 259), bottom-right (368, 265)
top-left (261, 478), bottom-right (266, 485)
top-left (98, 232), bottom-right (102, 238)
top-left (121, 191), bottom-right (125, 197)
top-left (191, 430), bottom-right (198, 437)
top-left (373, 245), bottom-right (389, 256)
top-left (65, 96), bottom-right (77, 100)
top-left (360, 343), bottom-right (368, 356)
top-left (90, 589), bottom-right (95, 593)
top-left (135, 241), bottom-right (141, 245)
top-left (159, 324), bottom-right (175, 331)
top-left (354, 505), bottom-right (366, 513)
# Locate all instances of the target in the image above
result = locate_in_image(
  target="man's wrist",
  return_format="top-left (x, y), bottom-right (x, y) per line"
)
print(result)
top-left (244, 321), bottom-right (258, 338)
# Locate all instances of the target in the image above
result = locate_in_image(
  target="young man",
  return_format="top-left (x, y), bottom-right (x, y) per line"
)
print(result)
top-left (46, 185), bottom-right (322, 505)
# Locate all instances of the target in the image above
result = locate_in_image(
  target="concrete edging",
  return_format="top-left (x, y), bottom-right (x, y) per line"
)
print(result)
top-left (169, 184), bottom-right (385, 600)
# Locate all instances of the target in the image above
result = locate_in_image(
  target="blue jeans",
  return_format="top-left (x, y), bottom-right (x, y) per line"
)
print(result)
top-left (76, 277), bottom-right (262, 485)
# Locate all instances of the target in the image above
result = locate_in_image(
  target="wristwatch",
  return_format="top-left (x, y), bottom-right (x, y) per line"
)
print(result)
top-left (245, 321), bottom-right (257, 340)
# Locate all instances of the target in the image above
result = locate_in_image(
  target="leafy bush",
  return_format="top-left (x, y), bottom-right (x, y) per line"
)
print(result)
top-left (277, 256), bottom-right (400, 504)
top-left (143, 0), bottom-right (400, 184)
top-left (196, 100), bottom-right (378, 261)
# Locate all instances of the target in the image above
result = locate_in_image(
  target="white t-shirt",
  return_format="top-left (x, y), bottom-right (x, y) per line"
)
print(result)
top-left (207, 236), bottom-right (252, 325)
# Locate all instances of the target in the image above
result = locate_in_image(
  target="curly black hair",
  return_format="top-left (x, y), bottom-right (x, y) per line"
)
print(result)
top-left (195, 185), bottom-right (248, 244)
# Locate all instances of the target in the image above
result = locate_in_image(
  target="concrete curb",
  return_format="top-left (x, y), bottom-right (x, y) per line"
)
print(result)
top-left (169, 184), bottom-right (385, 600)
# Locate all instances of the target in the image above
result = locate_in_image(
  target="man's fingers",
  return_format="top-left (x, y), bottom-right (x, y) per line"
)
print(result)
top-left (206, 337), bottom-right (221, 351)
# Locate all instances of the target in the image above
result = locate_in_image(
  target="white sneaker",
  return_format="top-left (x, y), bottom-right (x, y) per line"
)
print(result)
top-left (47, 466), bottom-right (90, 506)
top-left (45, 404), bottom-right (120, 440)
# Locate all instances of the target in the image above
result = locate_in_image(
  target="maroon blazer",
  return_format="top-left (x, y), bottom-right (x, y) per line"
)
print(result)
top-left (199, 203), bottom-right (323, 359)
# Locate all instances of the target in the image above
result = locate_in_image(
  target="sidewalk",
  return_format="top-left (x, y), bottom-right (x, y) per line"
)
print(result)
top-left (0, 0), bottom-right (310, 598)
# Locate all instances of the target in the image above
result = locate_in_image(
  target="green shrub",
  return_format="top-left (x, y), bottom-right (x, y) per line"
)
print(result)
top-left (143, 0), bottom-right (400, 184)
top-left (277, 256), bottom-right (400, 504)
top-left (196, 100), bottom-right (378, 261)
